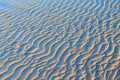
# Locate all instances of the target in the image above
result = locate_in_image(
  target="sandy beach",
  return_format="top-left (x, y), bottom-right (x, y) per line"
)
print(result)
top-left (0, 0), bottom-right (120, 80)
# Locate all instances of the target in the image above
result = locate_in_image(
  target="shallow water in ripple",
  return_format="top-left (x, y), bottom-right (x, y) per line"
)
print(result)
top-left (0, 0), bottom-right (120, 80)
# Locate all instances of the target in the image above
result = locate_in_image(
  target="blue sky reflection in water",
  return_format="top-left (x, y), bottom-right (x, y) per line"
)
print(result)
top-left (0, 0), bottom-right (120, 80)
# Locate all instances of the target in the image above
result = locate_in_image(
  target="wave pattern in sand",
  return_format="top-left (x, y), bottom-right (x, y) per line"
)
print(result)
top-left (0, 0), bottom-right (120, 80)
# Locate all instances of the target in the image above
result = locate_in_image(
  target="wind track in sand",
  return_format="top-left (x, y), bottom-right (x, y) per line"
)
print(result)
top-left (0, 0), bottom-right (120, 80)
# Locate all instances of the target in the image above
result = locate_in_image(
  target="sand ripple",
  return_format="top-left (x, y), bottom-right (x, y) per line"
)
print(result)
top-left (0, 0), bottom-right (120, 80)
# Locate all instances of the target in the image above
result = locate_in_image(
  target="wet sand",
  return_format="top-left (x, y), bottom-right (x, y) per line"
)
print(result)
top-left (0, 0), bottom-right (120, 80)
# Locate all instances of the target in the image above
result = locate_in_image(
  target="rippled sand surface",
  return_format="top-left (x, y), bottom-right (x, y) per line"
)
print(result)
top-left (0, 0), bottom-right (120, 80)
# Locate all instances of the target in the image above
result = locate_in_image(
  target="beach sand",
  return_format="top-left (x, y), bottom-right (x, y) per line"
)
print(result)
top-left (0, 0), bottom-right (120, 80)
